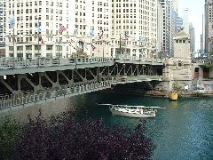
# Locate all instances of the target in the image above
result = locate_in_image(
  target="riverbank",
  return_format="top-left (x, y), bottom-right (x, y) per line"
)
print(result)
top-left (145, 90), bottom-right (213, 98)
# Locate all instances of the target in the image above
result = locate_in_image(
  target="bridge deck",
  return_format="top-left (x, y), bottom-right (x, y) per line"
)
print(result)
top-left (0, 57), bottom-right (163, 76)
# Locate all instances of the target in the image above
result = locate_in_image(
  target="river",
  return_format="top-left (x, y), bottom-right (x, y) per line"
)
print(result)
top-left (1, 91), bottom-right (213, 160)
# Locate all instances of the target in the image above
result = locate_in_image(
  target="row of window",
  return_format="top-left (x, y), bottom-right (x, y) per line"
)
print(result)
top-left (9, 45), bottom-right (65, 51)
top-left (9, 8), bottom-right (65, 15)
top-left (10, 1), bottom-right (68, 8)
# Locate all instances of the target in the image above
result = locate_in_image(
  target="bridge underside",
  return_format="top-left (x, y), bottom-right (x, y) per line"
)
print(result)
top-left (0, 62), bottom-right (164, 111)
top-left (0, 63), bottom-right (163, 96)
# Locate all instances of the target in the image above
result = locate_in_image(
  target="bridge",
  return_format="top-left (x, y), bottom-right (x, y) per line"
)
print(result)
top-left (0, 56), bottom-right (163, 112)
top-left (192, 57), bottom-right (213, 65)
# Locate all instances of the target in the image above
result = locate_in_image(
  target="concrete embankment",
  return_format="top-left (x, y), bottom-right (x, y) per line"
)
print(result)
top-left (145, 90), bottom-right (213, 98)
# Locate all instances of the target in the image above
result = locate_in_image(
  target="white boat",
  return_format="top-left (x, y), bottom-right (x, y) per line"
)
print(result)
top-left (109, 105), bottom-right (157, 118)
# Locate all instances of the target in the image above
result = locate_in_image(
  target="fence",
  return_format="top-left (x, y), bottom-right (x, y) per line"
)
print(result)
top-left (0, 81), bottom-right (111, 111)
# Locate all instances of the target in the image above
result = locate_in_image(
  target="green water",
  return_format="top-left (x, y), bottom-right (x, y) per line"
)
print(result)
top-left (1, 92), bottom-right (212, 160)
top-left (72, 92), bottom-right (213, 160)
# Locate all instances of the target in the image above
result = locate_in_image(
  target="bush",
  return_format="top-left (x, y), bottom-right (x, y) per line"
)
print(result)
top-left (0, 116), bottom-right (22, 160)
top-left (15, 112), bottom-right (155, 160)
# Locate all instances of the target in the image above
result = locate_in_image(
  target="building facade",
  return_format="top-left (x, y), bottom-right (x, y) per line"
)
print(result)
top-left (4, 0), bottom-right (112, 59)
top-left (111, 0), bottom-right (158, 59)
top-left (157, 0), bottom-right (164, 57)
top-left (160, 0), bottom-right (175, 57)
top-left (0, 0), bottom-right (6, 57)
top-left (205, 0), bottom-right (213, 55)
top-left (4, 0), bottom-right (159, 59)
top-left (87, 0), bottom-right (112, 58)
top-left (175, 16), bottom-right (183, 33)
top-left (189, 23), bottom-right (195, 54)
top-left (5, 0), bottom-right (75, 59)
top-left (182, 8), bottom-right (189, 34)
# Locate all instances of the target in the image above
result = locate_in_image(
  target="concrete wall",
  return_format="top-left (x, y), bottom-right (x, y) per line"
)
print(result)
top-left (154, 80), bottom-right (192, 92)
top-left (210, 69), bottom-right (213, 78)
top-left (0, 97), bottom-right (74, 123)
top-left (163, 58), bottom-right (193, 81)
top-left (174, 39), bottom-right (191, 60)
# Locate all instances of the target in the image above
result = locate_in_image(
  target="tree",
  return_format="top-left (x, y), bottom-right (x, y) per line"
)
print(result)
top-left (0, 116), bottom-right (22, 160)
top-left (172, 81), bottom-right (182, 93)
top-left (15, 112), bottom-right (155, 160)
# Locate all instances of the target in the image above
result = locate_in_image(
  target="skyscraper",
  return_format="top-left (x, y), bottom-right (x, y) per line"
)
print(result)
top-left (111, 0), bottom-right (158, 58)
top-left (182, 8), bottom-right (189, 34)
top-left (189, 23), bottom-right (195, 54)
top-left (0, 0), bottom-right (6, 57)
top-left (159, 0), bottom-right (177, 57)
top-left (157, 0), bottom-right (164, 56)
top-left (5, 0), bottom-right (75, 58)
top-left (160, 0), bottom-right (170, 56)
top-left (4, 0), bottom-right (158, 59)
top-left (205, 0), bottom-right (213, 55)
top-left (175, 16), bottom-right (183, 33)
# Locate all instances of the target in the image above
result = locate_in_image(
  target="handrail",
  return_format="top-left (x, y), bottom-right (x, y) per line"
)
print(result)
top-left (0, 80), bottom-right (112, 111)
top-left (0, 56), bottom-right (164, 70)
top-left (0, 57), bottom-right (114, 70)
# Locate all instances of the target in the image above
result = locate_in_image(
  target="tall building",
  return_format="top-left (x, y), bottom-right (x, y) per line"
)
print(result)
top-left (169, 0), bottom-right (177, 56)
top-left (182, 8), bottom-right (189, 34)
top-left (175, 16), bottom-right (183, 33)
top-left (159, 0), bottom-right (177, 57)
top-left (4, 0), bottom-right (158, 59)
top-left (160, 0), bottom-right (170, 56)
top-left (5, 0), bottom-right (75, 59)
top-left (0, 0), bottom-right (6, 57)
top-left (189, 23), bottom-right (195, 54)
top-left (200, 14), bottom-right (205, 55)
top-left (4, 0), bottom-right (113, 59)
top-left (173, 0), bottom-right (179, 13)
top-left (87, 0), bottom-right (112, 58)
top-left (205, 0), bottom-right (213, 55)
top-left (111, 0), bottom-right (158, 58)
top-left (157, 0), bottom-right (164, 57)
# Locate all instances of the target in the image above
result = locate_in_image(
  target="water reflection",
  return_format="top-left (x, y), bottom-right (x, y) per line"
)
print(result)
top-left (169, 101), bottom-right (178, 109)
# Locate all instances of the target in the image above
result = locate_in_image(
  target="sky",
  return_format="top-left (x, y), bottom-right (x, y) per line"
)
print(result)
top-left (179, 0), bottom-right (204, 51)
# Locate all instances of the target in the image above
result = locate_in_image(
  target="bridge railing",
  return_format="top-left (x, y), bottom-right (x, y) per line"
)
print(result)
top-left (115, 55), bottom-right (163, 63)
top-left (0, 57), bottom-right (113, 69)
top-left (0, 80), bottom-right (111, 111)
top-left (192, 57), bottom-right (213, 64)
top-left (112, 75), bottom-right (163, 84)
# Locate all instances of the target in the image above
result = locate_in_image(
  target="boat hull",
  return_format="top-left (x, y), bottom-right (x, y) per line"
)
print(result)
top-left (110, 109), bottom-right (156, 118)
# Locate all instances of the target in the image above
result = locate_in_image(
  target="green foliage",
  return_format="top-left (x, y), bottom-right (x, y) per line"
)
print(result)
top-left (172, 81), bottom-right (182, 92)
top-left (0, 112), bottom-right (154, 160)
top-left (209, 50), bottom-right (213, 56)
top-left (0, 116), bottom-right (22, 160)
top-left (15, 113), bottom-right (154, 160)
top-left (204, 64), bottom-right (213, 71)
